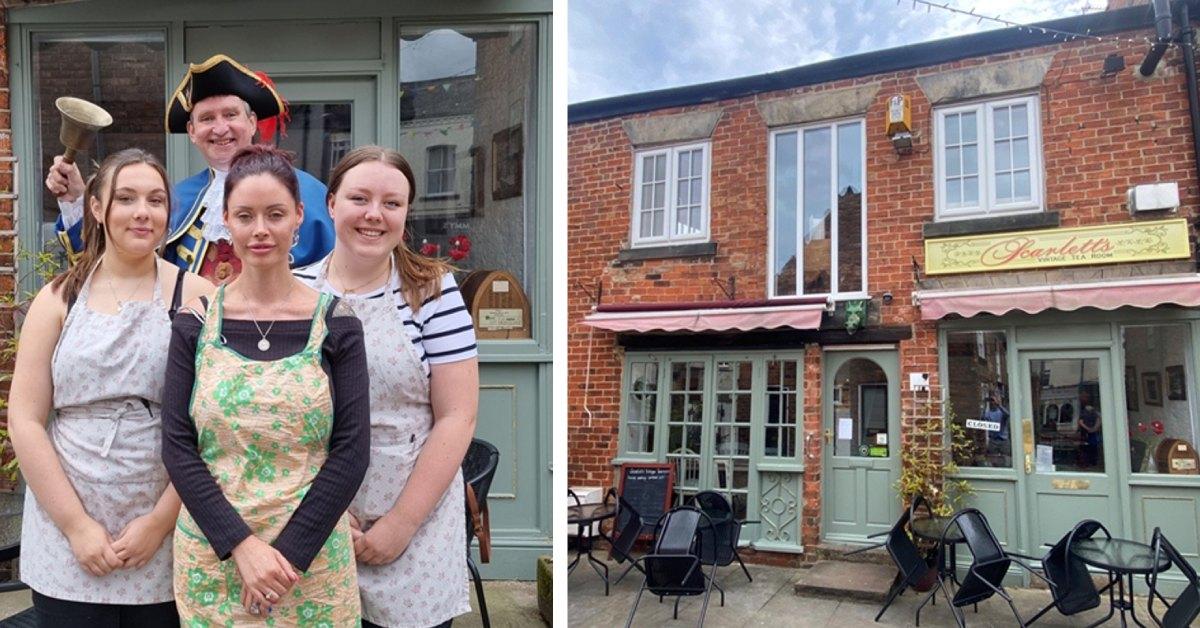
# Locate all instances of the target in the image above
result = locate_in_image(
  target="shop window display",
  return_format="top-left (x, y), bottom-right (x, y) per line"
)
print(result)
top-left (1123, 325), bottom-right (1200, 474)
top-left (946, 331), bottom-right (1011, 468)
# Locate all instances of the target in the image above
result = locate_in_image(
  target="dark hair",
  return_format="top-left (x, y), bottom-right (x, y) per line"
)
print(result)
top-left (326, 145), bottom-right (451, 313)
top-left (50, 148), bottom-right (171, 304)
top-left (223, 144), bottom-right (300, 208)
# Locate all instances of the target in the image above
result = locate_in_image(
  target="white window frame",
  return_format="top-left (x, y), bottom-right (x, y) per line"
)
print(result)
top-left (766, 117), bottom-right (868, 300)
top-left (426, 144), bottom-right (456, 198)
top-left (934, 94), bottom-right (1044, 221)
top-left (630, 141), bottom-right (711, 247)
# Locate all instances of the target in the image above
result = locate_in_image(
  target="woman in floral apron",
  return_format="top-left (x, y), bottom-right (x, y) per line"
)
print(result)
top-left (9, 149), bottom-right (211, 626)
top-left (162, 145), bottom-right (370, 625)
top-left (295, 146), bottom-right (479, 628)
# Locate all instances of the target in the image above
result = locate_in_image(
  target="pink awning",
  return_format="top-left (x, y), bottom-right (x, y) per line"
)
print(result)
top-left (915, 275), bottom-right (1200, 320)
top-left (583, 299), bottom-right (828, 333)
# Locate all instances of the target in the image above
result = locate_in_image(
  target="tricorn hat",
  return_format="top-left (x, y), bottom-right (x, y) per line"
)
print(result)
top-left (165, 54), bottom-right (287, 140)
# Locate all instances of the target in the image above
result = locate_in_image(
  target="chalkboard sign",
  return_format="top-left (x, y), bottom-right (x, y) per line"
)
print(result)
top-left (616, 463), bottom-right (675, 537)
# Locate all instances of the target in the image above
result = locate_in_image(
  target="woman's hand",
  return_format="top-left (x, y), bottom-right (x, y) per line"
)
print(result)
top-left (354, 513), bottom-right (418, 566)
top-left (231, 536), bottom-right (299, 615)
top-left (64, 517), bottom-right (123, 577)
top-left (112, 513), bottom-right (171, 570)
top-left (348, 512), bottom-right (364, 545)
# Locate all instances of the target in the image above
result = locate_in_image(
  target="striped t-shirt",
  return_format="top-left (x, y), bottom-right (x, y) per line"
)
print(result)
top-left (294, 259), bottom-right (478, 375)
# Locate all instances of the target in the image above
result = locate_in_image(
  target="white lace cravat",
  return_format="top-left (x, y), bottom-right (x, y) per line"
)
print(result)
top-left (200, 169), bottom-right (231, 243)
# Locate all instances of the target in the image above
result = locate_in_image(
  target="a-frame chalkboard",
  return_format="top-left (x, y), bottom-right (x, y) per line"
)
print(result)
top-left (616, 462), bottom-right (675, 538)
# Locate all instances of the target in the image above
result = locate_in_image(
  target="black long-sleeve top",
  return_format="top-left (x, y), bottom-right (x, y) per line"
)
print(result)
top-left (161, 299), bottom-right (370, 571)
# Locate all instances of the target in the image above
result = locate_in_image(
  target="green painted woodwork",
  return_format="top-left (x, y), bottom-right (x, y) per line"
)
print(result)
top-left (821, 349), bottom-right (901, 543)
top-left (7, 0), bottom-right (552, 580)
top-left (939, 308), bottom-right (1200, 594)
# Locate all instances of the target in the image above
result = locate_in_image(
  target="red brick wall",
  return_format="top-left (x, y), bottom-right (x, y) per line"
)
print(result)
top-left (568, 29), bottom-right (1200, 546)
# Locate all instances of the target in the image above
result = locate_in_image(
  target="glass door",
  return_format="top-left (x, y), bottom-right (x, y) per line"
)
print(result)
top-left (1020, 350), bottom-right (1122, 547)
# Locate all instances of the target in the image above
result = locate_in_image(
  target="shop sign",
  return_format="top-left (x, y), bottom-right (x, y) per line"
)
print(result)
top-left (924, 219), bottom-right (1190, 275)
top-left (965, 419), bottom-right (1001, 432)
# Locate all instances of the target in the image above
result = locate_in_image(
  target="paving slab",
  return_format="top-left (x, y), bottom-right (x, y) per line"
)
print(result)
top-left (793, 560), bottom-right (896, 603)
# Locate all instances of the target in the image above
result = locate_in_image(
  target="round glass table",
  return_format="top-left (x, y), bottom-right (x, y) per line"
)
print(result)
top-left (911, 516), bottom-right (966, 585)
top-left (1071, 537), bottom-right (1171, 628)
top-left (568, 502), bottom-right (617, 595)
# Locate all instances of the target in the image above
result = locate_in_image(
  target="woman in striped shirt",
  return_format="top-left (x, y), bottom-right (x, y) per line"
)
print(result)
top-left (295, 145), bottom-right (479, 628)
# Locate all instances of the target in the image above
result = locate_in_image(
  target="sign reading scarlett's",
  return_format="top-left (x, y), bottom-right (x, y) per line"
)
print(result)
top-left (924, 218), bottom-right (1191, 275)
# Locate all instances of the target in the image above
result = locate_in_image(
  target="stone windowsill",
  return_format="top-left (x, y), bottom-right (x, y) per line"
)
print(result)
top-left (923, 211), bottom-right (1060, 239)
top-left (616, 241), bottom-right (718, 263)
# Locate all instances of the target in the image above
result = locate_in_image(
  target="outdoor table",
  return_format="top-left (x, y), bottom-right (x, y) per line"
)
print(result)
top-left (1071, 537), bottom-right (1170, 628)
top-left (568, 502), bottom-right (618, 595)
top-left (911, 516), bottom-right (966, 586)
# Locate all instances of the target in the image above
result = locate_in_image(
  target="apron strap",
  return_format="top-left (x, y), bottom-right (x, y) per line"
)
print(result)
top-left (465, 482), bottom-right (492, 563)
top-left (303, 292), bottom-right (333, 353)
top-left (199, 284), bottom-right (226, 345)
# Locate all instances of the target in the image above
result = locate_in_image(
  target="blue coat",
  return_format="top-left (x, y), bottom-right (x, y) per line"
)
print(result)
top-left (55, 167), bottom-right (334, 272)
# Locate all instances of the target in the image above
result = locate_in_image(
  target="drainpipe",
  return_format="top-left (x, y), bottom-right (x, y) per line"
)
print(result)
top-left (1139, 0), bottom-right (1175, 77)
top-left (1181, 3), bottom-right (1200, 269)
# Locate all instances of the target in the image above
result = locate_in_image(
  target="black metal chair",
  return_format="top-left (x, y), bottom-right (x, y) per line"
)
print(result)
top-left (625, 505), bottom-right (721, 628)
top-left (463, 438), bottom-right (499, 628)
top-left (919, 508), bottom-right (1041, 628)
top-left (868, 505), bottom-right (937, 623)
top-left (604, 488), bottom-right (646, 585)
top-left (691, 490), bottom-right (755, 582)
top-left (1147, 527), bottom-right (1200, 628)
top-left (1019, 519), bottom-right (1111, 624)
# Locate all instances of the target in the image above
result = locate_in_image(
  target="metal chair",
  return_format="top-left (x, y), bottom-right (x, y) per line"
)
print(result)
top-left (919, 508), bottom-right (1042, 628)
top-left (463, 438), bottom-right (499, 628)
top-left (871, 506), bottom-right (936, 623)
top-left (1147, 527), bottom-right (1200, 628)
top-left (625, 505), bottom-right (721, 628)
top-left (691, 490), bottom-right (756, 582)
top-left (1019, 519), bottom-right (1112, 624)
top-left (604, 488), bottom-right (646, 585)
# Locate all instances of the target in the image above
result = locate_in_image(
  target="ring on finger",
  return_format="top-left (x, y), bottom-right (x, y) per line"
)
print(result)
top-left (264, 590), bottom-right (277, 601)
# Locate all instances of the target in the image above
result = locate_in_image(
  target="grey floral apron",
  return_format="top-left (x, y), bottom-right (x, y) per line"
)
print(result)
top-left (21, 259), bottom-right (174, 603)
top-left (308, 259), bottom-right (469, 627)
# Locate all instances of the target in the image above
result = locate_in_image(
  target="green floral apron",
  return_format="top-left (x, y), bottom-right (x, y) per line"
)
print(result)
top-left (174, 286), bottom-right (360, 627)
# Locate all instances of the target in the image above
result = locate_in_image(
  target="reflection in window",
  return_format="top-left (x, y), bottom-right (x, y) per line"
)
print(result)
top-left (1124, 325), bottom-right (1199, 474)
top-left (764, 360), bottom-right (799, 458)
top-left (399, 24), bottom-right (537, 305)
top-left (831, 359), bottom-right (889, 458)
top-left (1028, 358), bottom-right (1102, 473)
top-left (624, 361), bottom-right (658, 454)
top-left (273, 103), bottom-right (351, 184)
top-left (712, 361), bottom-right (751, 519)
top-left (946, 331), bottom-right (1011, 468)
top-left (667, 361), bottom-right (705, 506)
top-left (425, 145), bottom-right (457, 197)
top-left (32, 32), bottom-right (166, 255)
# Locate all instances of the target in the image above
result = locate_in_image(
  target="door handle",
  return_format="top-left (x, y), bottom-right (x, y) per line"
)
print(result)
top-left (824, 428), bottom-right (832, 443)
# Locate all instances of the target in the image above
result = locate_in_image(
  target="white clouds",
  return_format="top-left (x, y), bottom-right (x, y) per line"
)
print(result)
top-left (568, 0), bottom-right (1103, 103)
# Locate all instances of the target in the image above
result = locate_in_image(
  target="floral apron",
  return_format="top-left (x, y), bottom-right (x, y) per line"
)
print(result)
top-left (311, 260), bottom-right (468, 627)
top-left (22, 260), bottom-right (174, 603)
top-left (173, 287), bottom-right (360, 626)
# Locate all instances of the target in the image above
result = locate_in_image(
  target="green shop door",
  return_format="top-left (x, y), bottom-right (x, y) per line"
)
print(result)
top-left (822, 349), bottom-right (901, 542)
top-left (1019, 350), bottom-right (1123, 546)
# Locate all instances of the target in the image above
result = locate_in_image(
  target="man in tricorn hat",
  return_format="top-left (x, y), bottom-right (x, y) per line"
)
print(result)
top-left (46, 54), bottom-right (334, 283)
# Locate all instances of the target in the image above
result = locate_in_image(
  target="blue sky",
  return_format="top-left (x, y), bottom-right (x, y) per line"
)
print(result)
top-left (569, 0), bottom-right (1100, 103)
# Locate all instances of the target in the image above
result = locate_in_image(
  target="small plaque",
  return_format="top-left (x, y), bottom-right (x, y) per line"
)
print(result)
top-left (492, 280), bottom-right (510, 293)
top-left (1172, 458), bottom-right (1197, 471)
top-left (479, 308), bottom-right (523, 330)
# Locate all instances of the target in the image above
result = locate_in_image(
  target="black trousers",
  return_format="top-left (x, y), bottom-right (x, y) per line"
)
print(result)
top-left (31, 590), bottom-right (179, 628)
top-left (363, 619), bottom-right (452, 628)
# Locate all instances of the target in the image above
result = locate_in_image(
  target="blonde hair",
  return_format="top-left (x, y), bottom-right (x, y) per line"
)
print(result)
top-left (326, 145), bottom-right (453, 313)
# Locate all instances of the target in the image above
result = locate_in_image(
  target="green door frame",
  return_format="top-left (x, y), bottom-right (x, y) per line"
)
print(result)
top-left (821, 347), bottom-right (902, 543)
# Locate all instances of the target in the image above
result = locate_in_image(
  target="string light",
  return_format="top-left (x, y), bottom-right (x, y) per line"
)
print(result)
top-left (906, 0), bottom-right (1192, 50)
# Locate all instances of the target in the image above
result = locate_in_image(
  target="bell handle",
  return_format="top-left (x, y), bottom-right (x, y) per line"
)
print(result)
top-left (61, 148), bottom-right (78, 165)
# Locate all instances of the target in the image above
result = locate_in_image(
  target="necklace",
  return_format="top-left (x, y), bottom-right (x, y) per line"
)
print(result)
top-left (332, 257), bottom-right (392, 296)
top-left (104, 257), bottom-right (153, 307)
top-left (239, 280), bottom-right (295, 352)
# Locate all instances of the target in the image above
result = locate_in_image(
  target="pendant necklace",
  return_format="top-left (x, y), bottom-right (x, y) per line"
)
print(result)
top-left (333, 257), bottom-right (392, 296)
top-left (105, 257), bottom-right (153, 308)
top-left (242, 280), bottom-right (295, 352)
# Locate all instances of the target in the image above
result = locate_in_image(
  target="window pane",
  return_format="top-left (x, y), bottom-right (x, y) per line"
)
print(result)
top-left (802, 127), bottom-right (832, 294)
top-left (641, 155), bottom-right (658, 184)
top-left (994, 106), bottom-right (1011, 138)
top-left (1014, 171), bottom-right (1031, 201)
top-left (996, 172), bottom-right (1012, 202)
top-left (655, 153), bottom-right (666, 180)
top-left (831, 359), bottom-right (889, 458)
top-left (32, 32), bottom-right (166, 258)
top-left (773, 132), bottom-right (798, 296)
top-left (963, 176), bottom-right (979, 205)
top-left (1124, 326), bottom-right (1199, 474)
top-left (1013, 138), bottom-right (1030, 169)
top-left (996, 140), bottom-right (1012, 171)
top-left (947, 331), bottom-right (1011, 468)
top-left (947, 178), bottom-right (962, 206)
top-left (962, 112), bottom-right (977, 142)
top-left (1012, 104), bottom-right (1029, 136)
top-left (678, 151), bottom-right (691, 178)
top-left (946, 147), bottom-right (961, 177)
top-left (765, 360), bottom-right (800, 458)
top-left (400, 23), bottom-right (538, 337)
top-left (963, 145), bottom-right (978, 175)
top-left (1030, 358), bottom-right (1102, 473)
top-left (946, 114), bottom-right (960, 144)
top-left (837, 123), bottom-right (863, 294)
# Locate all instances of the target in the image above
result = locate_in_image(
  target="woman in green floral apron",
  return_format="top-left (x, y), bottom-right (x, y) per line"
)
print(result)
top-left (162, 145), bottom-right (370, 626)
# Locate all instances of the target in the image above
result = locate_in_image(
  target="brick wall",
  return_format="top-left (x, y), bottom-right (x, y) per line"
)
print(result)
top-left (568, 27), bottom-right (1200, 546)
